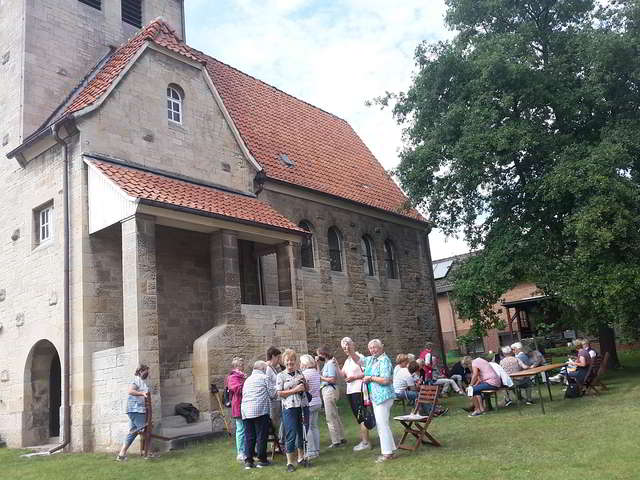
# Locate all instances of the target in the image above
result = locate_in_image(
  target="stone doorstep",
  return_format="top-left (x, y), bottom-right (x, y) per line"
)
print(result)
top-left (160, 412), bottom-right (212, 429)
top-left (23, 438), bottom-right (61, 453)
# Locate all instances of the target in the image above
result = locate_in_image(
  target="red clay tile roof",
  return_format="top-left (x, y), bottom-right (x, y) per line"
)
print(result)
top-left (68, 19), bottom-right (424, 223)
top-left (89, 159), bottom-right (305, 234)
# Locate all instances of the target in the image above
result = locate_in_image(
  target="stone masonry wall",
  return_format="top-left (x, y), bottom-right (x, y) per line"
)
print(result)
top-left (156, 226), bottom-right (213, 377)
top-left (80, 49), bottom-right (257, 193)
top-left (0, 144), bottom-right (65, 448)
top-left (0, 0), bottom-right (25, 159)
top-left (21, 0), bottom-right (184, 141)
top-left (91, 347), bottom-right (130, 452)
top-left (86, 224), bottom-right (124, 352)
top-left (258, 187), bottom-right (439, 363)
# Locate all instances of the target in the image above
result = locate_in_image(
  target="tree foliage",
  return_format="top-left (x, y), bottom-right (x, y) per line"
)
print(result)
top-left (389, 0), bottom-right (640, 349)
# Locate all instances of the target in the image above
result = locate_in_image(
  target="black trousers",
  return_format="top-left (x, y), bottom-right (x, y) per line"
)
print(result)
top-left (243, 414), bottom-right (270, 463)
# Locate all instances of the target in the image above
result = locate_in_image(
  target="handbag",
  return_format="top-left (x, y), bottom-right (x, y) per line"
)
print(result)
top-left (223, 375), bottom-right (232, 408)
top-left (357, 384), bottom-right (376, 430)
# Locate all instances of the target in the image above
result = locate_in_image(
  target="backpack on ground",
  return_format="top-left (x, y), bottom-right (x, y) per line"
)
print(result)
top-left (175, 403), bottom-right (200, 423)
top-left (564, 383), bottom-right (582, 399)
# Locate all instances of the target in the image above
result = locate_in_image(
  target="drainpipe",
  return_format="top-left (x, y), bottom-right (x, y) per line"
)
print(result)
top-left (49, 124), bottom-right (71, 454)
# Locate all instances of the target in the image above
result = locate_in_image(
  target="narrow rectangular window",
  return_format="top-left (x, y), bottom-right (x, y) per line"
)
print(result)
top-left (79, 0), bottom-right (102, 10)
top-left (122, 0), bottom-right (142, 28)
top-left (35, 204), bottom-right (53, 246)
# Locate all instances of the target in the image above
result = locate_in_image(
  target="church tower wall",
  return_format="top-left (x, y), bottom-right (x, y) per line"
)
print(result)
top-left (0, 0), bottom-right (185, 156)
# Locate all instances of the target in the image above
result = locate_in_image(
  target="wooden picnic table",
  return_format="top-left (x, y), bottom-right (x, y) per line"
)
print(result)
top-left (510, 362), bottom-right (566, 414)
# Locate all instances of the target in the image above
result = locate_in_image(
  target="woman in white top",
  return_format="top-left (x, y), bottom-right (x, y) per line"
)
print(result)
top-left (300, 354), bottom-right (322, 460)
top-left (339, 337), bottom-right (371, 452)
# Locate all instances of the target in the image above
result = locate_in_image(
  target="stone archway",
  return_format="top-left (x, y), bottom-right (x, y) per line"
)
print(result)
top-left (23, 340), bottom-right (61, 446)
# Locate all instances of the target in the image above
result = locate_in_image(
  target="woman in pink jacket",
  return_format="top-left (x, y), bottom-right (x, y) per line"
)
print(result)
top-left (228, 357), bottom-right (247, 461)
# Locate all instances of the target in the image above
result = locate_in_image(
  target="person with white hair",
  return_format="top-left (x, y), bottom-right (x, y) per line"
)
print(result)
top-left (227, 356), bottom-right (247, 462)
top-left (499, 346), bottom-right (534, 406)
top-left (511, 342), bottom-right (532, 369)
top-left (300, 354), bottom-right (322, 460)
top-left (241, 360), bottom-right (278, 469)
top-left (347, 338), bottom-right (396, 463)
top-left (339, 337), bottom-right (370, 452)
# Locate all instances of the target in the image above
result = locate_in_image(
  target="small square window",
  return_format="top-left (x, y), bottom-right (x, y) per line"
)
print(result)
top-left (34, 203), bottom-right (53, 246)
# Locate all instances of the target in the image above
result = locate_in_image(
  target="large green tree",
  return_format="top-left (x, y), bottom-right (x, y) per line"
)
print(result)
top-left (388, 0), bottom-right (640, 366)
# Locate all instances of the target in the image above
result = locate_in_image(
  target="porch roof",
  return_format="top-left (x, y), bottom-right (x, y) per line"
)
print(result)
top-left (501, 295), bottom-right (550, 308)
top-left (85, 157), bottom-right (306, 239)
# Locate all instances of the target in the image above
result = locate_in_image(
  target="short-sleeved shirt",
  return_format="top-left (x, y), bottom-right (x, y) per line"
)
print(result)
top-left (393, 367), bottom-right (415, 393)
top-left (363, 353), bottom-right (395, 405)
top-left (342, 354), bottom-right (364, 394)
top-left (241, 370), bottom-right (277, 419)
top-left (266, 364), bottom-right (282, 407)
top-left (321, 358), bottom-right (338, 389)
top-left (472, 357), bottom-right (501, 388)
top-left (302, 368), bottom-right (322, 408)
top-left (577, 349), bottom-right (591, 368)
top-left (500, 356), bottom-right (521, 375)
top-left (516, 352), bottom-right (531, 368)
top-left (126, 376), bottom-right (149, 413)
top-left (276, 370), bottom-right (309, 409)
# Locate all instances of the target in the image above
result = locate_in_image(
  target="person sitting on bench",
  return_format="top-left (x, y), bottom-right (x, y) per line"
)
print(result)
top-left (463, 356), bottom-right (502, 417)
top-left (499, 346), bottom-right (534, 406)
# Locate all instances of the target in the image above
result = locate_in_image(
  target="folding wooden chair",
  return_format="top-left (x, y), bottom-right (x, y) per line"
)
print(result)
top-left (394, 385), bottom-right (442, 452)
top-left (585, 352), bottom-right (609, 395)
top-left (267, 419), bottom-right (284, 461)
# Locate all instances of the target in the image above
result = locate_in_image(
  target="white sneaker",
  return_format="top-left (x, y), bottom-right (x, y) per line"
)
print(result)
top-left (236, 453), bottom-right (245, 462)
top-left (353, 441), bottom-right (371, 452)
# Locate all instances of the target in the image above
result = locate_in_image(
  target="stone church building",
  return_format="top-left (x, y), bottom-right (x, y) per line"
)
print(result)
top-left (0, 0), bottom-right (440, 451)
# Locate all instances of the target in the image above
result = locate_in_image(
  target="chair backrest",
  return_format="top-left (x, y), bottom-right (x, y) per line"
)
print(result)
top-left (414, 384), bottom-right (440, 418)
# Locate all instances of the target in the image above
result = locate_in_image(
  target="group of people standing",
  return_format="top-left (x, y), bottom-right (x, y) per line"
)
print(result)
top-left (227, 337), bottom-right (400, 471)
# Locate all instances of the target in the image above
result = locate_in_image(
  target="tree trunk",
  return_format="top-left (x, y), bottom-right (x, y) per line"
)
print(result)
top-left (598, 325), bottom-right (621, 368)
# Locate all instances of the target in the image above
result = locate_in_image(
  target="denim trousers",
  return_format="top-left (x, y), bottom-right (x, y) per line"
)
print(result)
top-left (125, 412), bottom-right (146, 447)
top-left (282, 406), bottom-right (309, 453)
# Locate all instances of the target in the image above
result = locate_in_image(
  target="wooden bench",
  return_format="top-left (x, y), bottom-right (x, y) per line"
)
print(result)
top-left (481, 386), bottom-right (522, 414)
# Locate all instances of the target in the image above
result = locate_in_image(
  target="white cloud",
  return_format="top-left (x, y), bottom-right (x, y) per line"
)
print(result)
top-left (184, 0), bottom-right (467, 259)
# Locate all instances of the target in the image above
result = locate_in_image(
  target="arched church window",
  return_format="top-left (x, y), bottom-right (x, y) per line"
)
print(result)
top-left (328, 227), bottom-right (343, 272)
top-left (384, 239), bottom-right (398, 279)
top-left (361, 235), bottom-right (376, 276)
top-left (299, 220), bottom-right (315, 268)
top-left (167, 85), bottom-right (183, 124)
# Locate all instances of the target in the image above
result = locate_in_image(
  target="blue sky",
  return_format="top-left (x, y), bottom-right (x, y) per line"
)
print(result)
top-left (183, 0), bottom-right (468, 259)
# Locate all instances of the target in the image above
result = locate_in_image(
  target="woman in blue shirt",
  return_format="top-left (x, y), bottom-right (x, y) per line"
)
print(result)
top-left (359, 339), bottom-right (397, 462)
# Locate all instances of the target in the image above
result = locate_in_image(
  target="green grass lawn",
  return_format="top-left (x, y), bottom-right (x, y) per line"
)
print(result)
top-left (2, 351), bottom-right (639, 480)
